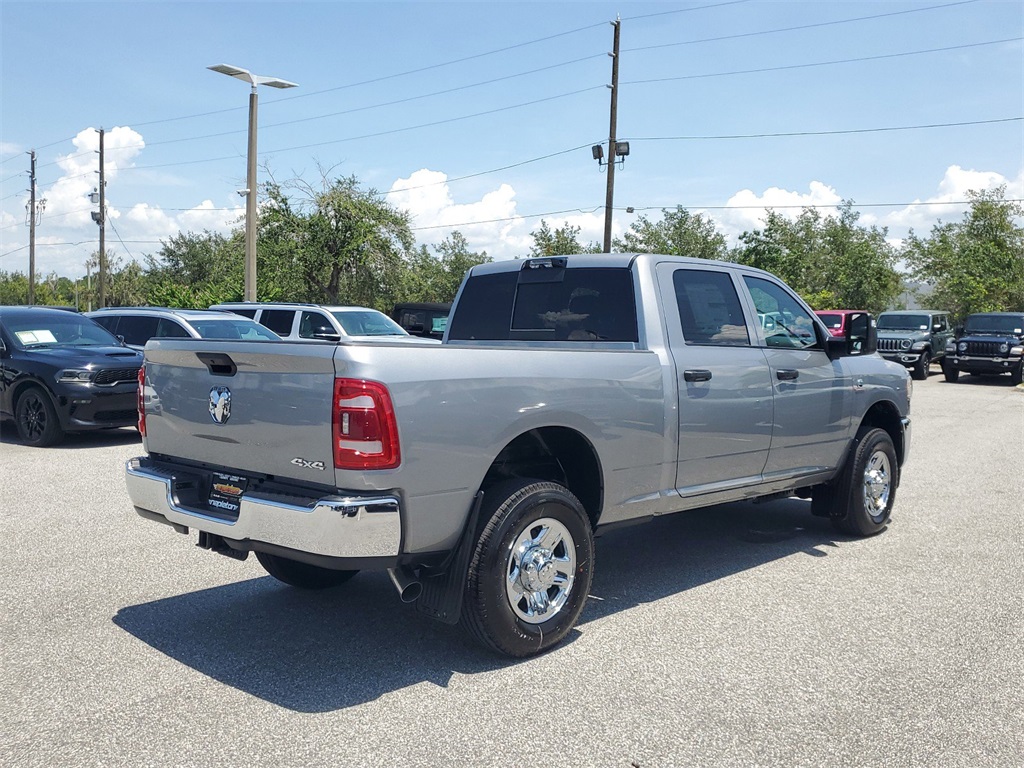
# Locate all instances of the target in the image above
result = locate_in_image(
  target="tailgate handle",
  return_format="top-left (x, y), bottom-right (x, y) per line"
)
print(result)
top-left (683, 369), bottom-right (712, 383)
top-left (196, 352), bottom-right (237, 377)
top-left (776, 369), bottom-right (799, 381)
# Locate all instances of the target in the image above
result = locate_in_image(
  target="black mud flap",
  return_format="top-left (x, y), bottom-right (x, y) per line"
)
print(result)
top-left (415, 492), bottom-right (484, 625)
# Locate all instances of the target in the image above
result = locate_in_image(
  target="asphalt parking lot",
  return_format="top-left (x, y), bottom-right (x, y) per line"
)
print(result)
top-left (2, 373), bottom-right (1022, 767)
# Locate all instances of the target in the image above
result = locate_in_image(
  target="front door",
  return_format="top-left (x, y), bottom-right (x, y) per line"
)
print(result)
top-left (658, 264), bottom-right (774, 496)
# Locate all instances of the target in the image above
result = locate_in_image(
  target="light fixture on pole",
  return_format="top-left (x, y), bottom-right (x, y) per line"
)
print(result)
top-left (208, 64), bottom-right (298, 301)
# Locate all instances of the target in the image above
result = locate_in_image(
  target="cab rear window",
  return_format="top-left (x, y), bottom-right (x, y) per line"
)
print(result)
top-left (448, 267), bottom-right (637, 342)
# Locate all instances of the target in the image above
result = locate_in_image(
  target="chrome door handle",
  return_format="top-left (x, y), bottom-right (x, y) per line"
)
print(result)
top-left (776, 369), bottom-right (799, 381)
top-left (683, 369), bottom-right (712, 383)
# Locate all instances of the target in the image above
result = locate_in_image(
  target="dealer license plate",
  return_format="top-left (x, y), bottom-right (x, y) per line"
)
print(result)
top-left (207, 472), bottom-right (248, 515)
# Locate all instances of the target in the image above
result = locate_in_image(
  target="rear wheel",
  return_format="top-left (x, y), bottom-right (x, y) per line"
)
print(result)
top-left (461, 478), bottom-right (594, 657)
top-left (911, 350), bottom-right (930, 380)
top-left (255, 551), bottom-right (358, 589)
top-left (15, 387), bottom-right (64, 447)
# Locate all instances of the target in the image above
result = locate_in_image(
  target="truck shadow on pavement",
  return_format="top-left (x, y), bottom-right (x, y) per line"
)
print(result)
top-left (113, 497), bottom-right (857, 712)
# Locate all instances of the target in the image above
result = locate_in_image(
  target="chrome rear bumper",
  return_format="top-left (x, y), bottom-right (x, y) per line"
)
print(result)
top-left (126, 457), bottom-right (402, 559)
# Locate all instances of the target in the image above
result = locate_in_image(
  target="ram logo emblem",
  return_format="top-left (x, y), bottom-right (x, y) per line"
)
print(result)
top-left (209, 386), bottom-right (232, 424)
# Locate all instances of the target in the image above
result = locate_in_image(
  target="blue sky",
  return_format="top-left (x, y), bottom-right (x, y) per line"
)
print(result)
top-left (1, 0), bottom-right (1021, 279)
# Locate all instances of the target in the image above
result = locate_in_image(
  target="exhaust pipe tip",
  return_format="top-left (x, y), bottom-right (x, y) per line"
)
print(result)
top-left (388, 566), bottom-right (422, 603)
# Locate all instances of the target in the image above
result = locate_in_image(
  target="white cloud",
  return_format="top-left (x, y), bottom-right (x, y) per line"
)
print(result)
top-left (0, 127), bottom-right (243, 278)
top-left (708, 181), bottom-right (843, 243)
top-left (1, 142), bottom-right (21, 157)
top-left (879, 165), bottom-right (1024, 234)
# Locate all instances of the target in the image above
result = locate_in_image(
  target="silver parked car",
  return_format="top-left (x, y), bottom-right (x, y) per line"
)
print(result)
top-left (209, 302), bottom-right (441, 344)
top-left (86, 307), bottom-right (281, 349)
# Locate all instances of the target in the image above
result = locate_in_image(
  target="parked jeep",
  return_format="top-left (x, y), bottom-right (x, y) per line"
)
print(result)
top-left (943, 312), bottom-right (1024, 385)
top-left (875, 310), bottom-right (953, 380)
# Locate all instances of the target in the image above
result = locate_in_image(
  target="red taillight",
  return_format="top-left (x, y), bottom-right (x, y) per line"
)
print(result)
top-left (333, 378), bottom-right (400, 470)
top-left (137, 364), bottom-right (146, 436)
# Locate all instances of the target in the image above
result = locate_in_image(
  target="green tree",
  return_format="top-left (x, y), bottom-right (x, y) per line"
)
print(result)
top-left (734, 202), bottom-right (901, 314)
top-left (142, 230), bottom-right (244, 307)
top-left (400, 232), bottom-right (490, 303)
top-left (903, 186), bottom-right (1024, 321)
top-left (259, 175), bottom-right (414, 310)
top-left (614, 206), bottom-right (728, 260)
top-left (529, 220), bottom-right (600, 256)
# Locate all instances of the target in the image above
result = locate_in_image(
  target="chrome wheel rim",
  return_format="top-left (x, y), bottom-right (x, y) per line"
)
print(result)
top-left (505, 516), bottom-right (576, 624)
top-left (862, 449), bottom-right (892, 521)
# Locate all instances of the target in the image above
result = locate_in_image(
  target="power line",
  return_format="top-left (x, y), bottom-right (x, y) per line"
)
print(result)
top-left (622, 0), bottom-right (753, 22)
top-left (625, 38), bottom-right (1023, 86)
top-left (627, 117), bottom-right (1023, 142)
top-left (623, 0), bottom-right (980, 52)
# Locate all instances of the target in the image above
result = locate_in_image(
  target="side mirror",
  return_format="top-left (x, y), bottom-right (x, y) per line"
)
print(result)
top-left (955, 325), bottom-right (964, 336)
top-left (825, 312), bottom-right (876, 359)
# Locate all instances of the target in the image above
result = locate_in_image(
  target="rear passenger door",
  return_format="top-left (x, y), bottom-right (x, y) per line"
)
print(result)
top-left (741, 276), bottom-right (851, 479)
top-left (657, 263), bottom-right (774, 495)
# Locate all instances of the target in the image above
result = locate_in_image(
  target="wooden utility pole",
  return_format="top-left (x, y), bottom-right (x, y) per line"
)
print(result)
top-left (97, 128), bottom-right (107, 308)
top-left (602, 18), bottom-right (621, 253)
top-left (27, 150), bottom-right (37, 305)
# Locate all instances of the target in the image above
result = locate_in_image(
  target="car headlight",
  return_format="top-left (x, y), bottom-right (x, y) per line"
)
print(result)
top-left (958, 341), bottom-right (968, 352)
top-left (998, 343), bottom-right (1009, 354)
top-left (911, 341), bottom-right (928, 351)
top-left (57, 368), bottom-right (95, 383)
top-left (900, 339), bottom-right (912, 350)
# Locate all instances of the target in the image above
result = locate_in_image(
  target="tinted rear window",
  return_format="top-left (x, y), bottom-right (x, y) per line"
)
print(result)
top-left (448, 267), bottom-right (637, 342)
top-left (258, 310), bottom-right (294, 335)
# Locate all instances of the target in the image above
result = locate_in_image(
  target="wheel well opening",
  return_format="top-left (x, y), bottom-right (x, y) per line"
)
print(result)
top-left (482, 427), bottom-right (603, 528)
top-left (860, 402), bottom-right (905, 466)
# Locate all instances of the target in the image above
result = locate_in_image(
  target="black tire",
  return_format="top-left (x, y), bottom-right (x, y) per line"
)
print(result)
top-left (942, 359), bottom-right (959, 383)
top-left (15, 387), bottom-right (64, 447)
top-left (817, 427), bottom-right (898, 537)
top-left (1011, 363), bottom-right (1023, 386)
top-left (911, 350), bottom-right (930, 380)
top-left (255, 551), bottom-right (358, 589)
top-left (461, 478), bottom-right (594, 658)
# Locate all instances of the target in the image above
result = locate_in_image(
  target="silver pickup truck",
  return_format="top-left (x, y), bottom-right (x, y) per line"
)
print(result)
top-left (127, 254), bottom-right (911, 657)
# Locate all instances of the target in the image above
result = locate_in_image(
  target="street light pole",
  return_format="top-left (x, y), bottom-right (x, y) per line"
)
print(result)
top-left (208, 64), bottom-right (298, 301)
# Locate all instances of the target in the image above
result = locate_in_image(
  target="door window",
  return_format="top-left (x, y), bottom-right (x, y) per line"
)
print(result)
top-left (299, 311), bottom-right (337, 339)
top-left (743, 277), bottom-right (817, 350)
top-left (117, 315), bottom-right (160, 346)
top-left (156, 318), bottom-right (191, 338)
top-left (257, 310), bottom-right (295, 336)
top-left (673, 269), bottom-right (750, 346)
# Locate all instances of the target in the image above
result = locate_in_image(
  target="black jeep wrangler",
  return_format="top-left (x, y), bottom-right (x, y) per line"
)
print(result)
top-left (943, 312), bottom-right (1024, 385)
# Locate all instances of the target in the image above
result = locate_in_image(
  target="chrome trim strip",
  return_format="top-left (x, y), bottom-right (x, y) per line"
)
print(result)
top-left (126, 458), bottom-right (402, 558)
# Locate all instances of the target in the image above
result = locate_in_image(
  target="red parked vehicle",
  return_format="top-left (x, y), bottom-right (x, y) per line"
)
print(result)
top-left (816, 309), bottom-right (867, 338)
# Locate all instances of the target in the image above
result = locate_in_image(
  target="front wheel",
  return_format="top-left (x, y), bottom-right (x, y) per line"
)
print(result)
top-left (821, 428), bottom-right (899, 537)
top-left (255, 551), bottom-right (358, 589)
top-left (942, 359), bottom-right (959, 383)
top-left (1011, 363), bottom-right (1023, 386)
top-left (462, 479), bottom-right (594, 657)
top-left (911, 350), bottom-right (930, 380)
top-left (15, 387), bottom-right (64, 447)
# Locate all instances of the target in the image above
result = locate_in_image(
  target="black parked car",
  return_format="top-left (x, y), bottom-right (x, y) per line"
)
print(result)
top-left (943, 312), bottom-right (1024, 385)
top-left (0, 306), bottom-right (143, 446)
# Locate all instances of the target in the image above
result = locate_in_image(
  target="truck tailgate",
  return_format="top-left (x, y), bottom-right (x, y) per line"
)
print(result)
top-left (142, 340), bottom-right (338, 483)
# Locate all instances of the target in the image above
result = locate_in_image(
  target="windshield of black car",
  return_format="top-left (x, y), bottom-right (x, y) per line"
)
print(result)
top-left (877, 314), bottom-right (928, 330)
top-left (964, 315), bottom-right (1024, 334)
top-left (191, 319), bottom-right (281, 341)
top-left (331, 310), bottom-right (408, 336)
top-left (4, 313), bottom-right (120, 348)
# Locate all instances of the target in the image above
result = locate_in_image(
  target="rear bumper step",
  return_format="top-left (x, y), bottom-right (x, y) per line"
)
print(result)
top-left (126, 457), bottom-right (403, 559)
